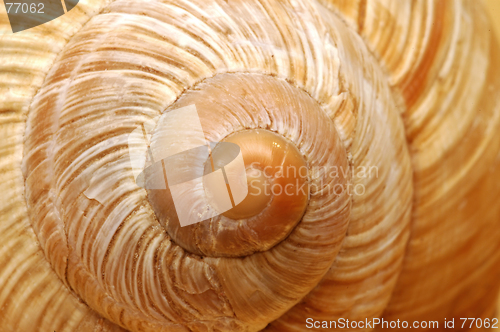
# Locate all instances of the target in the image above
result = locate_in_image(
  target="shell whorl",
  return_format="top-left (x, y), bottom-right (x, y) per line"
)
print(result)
top-left (0, 0), bottom-right (499, 331)
top-left (20, 1), bottom-right (360, 329)
top-left (148, 73), bottom-right (342, 258)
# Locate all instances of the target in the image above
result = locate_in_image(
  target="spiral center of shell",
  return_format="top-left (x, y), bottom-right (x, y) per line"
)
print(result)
top-left (216, 129), bottom-right (308, 220)
top-left (144, 72), bottom-right (349, 258)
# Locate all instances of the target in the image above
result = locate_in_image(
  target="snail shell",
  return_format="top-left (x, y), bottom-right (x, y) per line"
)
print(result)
top-left (0, 0), bottom-right (499, 331)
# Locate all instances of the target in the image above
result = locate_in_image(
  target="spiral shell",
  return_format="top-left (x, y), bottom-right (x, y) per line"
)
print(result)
top-left (1, 0), bottom-right (499, 331)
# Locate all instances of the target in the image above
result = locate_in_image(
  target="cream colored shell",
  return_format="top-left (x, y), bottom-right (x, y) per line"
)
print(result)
top-left (0, 0), bottom-right (499, 331)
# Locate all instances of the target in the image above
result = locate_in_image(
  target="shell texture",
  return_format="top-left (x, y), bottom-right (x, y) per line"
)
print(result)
top-left (0, 0), bottom-right (499, 331)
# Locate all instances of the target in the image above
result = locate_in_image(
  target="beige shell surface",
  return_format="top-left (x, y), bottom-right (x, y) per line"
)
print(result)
top-left (0, 0), bottom-right (499, 331)
top-left (322, 0), bottom-right (500, 325)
